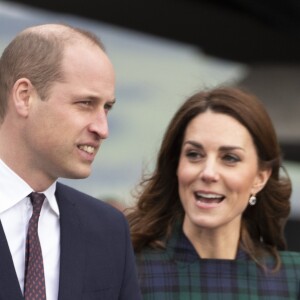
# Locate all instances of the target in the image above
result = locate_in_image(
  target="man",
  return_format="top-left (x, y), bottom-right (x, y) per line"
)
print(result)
top-left (0, 24), bottom-right (141, 299)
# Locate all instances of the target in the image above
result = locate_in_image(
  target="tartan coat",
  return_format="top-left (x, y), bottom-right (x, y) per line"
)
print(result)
top-left (136, 225), bottom-right (300, 300)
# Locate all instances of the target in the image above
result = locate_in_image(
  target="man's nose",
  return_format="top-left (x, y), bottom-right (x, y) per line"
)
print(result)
top-left (88, 110), bottom-right (109, 139)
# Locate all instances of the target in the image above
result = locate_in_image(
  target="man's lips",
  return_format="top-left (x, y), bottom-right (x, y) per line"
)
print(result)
top-left (194, 192), bottom-right (225, 204)
top-left (78, 145), bottom-right (97, 155)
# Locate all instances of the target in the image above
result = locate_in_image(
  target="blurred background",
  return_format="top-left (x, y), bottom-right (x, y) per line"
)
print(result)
top-left (1, 0), bottom-right (299, 250)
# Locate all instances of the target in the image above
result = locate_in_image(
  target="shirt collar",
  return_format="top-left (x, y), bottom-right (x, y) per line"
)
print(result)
top-left (43, 181), bottom-right (60, 216)
top-left (0, 159), bottom-right (59, 216)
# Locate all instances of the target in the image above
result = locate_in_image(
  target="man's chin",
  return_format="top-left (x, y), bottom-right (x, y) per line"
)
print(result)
top-left (62, 168), bottom-right (92, 180)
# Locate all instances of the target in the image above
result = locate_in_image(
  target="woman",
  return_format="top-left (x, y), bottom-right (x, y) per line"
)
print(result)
top-left (127, 87), bottom-right (300, 299)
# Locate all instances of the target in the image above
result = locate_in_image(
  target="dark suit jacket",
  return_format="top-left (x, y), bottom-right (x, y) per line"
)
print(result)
top-left (0, 182), bottom-right (141, 299)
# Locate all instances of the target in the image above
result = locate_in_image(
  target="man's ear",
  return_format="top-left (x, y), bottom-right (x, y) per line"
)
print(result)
top-left (12, 78), bottom-right (34, 117)
top-left (251, 168), bottom-right (272, 195)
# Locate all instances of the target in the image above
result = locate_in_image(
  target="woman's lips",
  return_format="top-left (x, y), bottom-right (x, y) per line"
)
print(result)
top-left (194, 192), bottom-right (225, 203)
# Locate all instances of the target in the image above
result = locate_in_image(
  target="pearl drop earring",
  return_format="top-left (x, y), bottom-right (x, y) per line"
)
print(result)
top-left (249, 195), bottom-right (257, 206)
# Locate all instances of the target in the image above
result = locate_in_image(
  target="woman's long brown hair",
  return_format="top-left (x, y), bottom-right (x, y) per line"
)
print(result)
top-left (127, 87), bottom-right (291, 271)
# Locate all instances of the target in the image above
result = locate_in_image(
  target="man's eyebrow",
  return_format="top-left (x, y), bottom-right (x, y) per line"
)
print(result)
top-left (108, 98), bottom-right (116, 104)
top-left (88, 97), bottom-right (117, 108)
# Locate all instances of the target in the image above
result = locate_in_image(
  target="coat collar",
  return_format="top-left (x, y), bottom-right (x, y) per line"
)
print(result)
top-left (167, 223), bottom-right (249, 265)
top-left (0, 221), bottom-right (24, 300)
top-left (56, 183), bottom-right (85, 300)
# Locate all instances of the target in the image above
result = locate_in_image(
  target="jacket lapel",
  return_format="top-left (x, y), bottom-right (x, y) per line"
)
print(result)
top-left (56, 184), bottom-right (85, 300)
top-left (0, 222), bottom-right (24, 300)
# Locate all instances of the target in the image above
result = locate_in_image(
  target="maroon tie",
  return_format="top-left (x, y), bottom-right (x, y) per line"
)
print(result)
top-left (24, 192), bottom-right (46, 300)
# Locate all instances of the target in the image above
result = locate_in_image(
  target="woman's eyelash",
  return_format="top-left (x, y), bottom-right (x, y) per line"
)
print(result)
top-left (223, 154), bottom-right (240, 162)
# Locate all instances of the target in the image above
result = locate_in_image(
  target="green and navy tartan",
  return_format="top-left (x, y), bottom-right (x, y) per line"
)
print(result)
top-left (136, 225), bottom-right (300, 299)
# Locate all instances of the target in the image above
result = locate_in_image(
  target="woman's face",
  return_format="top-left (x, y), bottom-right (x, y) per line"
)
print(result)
top-left (177, 110), bottom-right (270, 236)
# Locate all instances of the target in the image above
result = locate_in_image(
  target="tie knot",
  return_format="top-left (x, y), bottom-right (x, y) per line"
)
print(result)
top-left (29, 192), bottom-right (45, 214)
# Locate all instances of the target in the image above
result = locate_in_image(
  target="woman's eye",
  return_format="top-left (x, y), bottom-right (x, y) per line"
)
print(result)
top-left (186, 150), bottom-right (202, 160)
top-left (223, 154), bottom-right (240, 163)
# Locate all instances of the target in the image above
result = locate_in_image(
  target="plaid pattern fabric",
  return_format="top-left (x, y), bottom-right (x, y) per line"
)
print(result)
top-left (136, 225), bottom-right (300, 299)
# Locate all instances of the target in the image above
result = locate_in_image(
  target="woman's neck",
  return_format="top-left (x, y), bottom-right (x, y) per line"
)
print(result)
top-left (182, 221), bottom-right (241, 260)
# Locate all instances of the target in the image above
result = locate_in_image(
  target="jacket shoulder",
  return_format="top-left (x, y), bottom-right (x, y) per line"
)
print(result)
top-left (55, 181), bottom-right (125, 223)
top-left (279, 251), bottom-right (300, 269)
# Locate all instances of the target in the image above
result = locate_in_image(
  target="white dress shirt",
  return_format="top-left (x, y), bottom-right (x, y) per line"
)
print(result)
top-left (0, 159), bottom-right (60, 300)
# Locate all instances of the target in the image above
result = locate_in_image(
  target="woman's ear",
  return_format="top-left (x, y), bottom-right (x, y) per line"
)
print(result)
top-left (251, 168), bottom-right (272, 195)
top-left (12, 78), bottom-right (34, 117)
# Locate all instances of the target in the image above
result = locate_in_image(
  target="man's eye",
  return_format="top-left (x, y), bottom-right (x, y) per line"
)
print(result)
top-left (80, 101), bottom-right (92, 106)
top-left (104, 103), bottom-right (113, 112)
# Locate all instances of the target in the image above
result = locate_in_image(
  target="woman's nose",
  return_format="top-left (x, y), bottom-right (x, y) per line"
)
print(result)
top-left (199, 158), bottom-right (219, 182)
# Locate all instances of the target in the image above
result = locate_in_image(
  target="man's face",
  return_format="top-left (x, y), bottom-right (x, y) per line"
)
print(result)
top-left (24, 42), bottom-right (115, 184)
